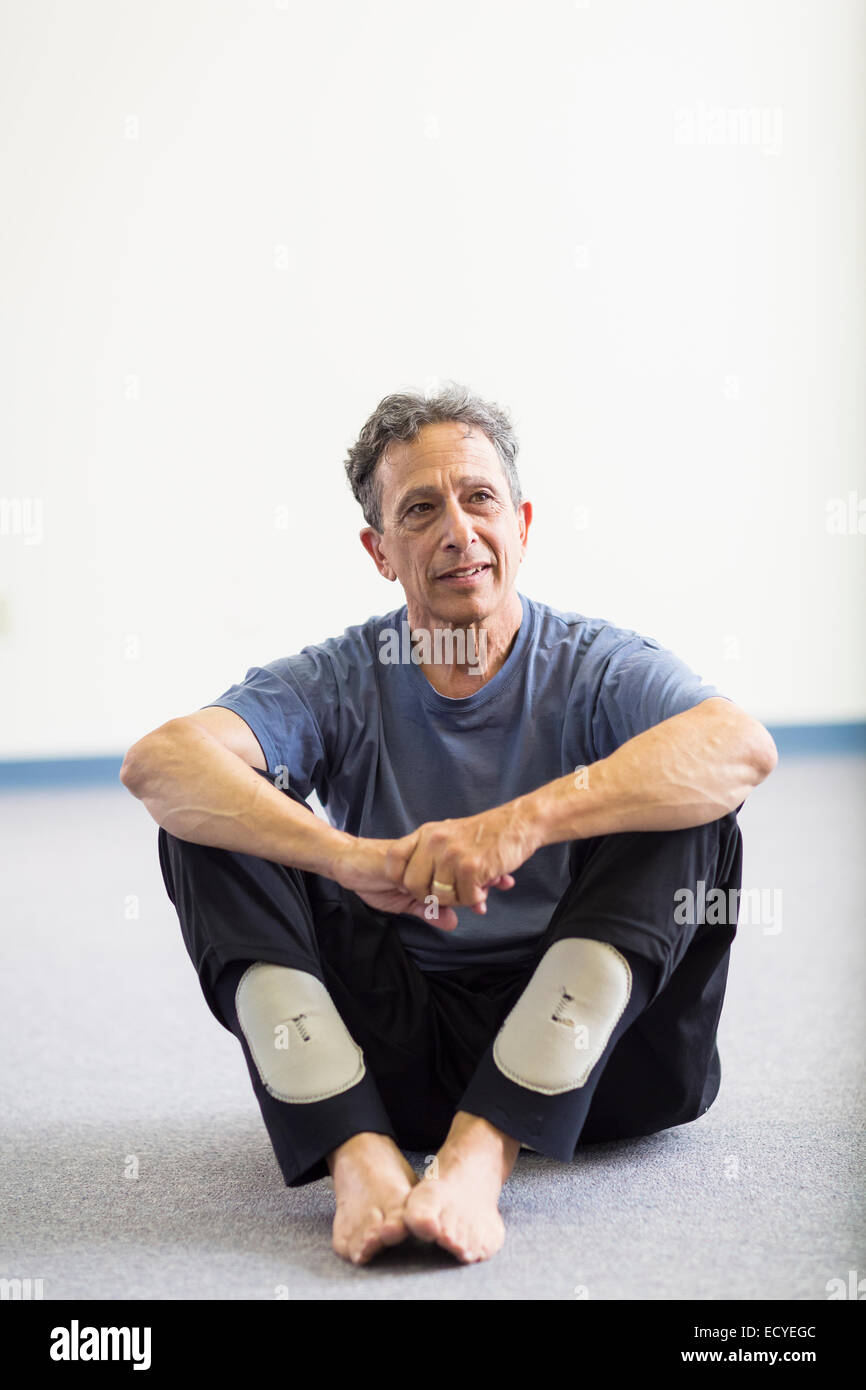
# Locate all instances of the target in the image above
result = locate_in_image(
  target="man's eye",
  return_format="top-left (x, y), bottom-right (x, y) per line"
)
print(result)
top-left (406, 493), bottom-right (492, 516)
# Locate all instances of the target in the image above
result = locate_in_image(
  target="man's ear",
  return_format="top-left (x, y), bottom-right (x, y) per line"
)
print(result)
top-left (360, 527), bottom-right (397, 582)
top-left (518, 499), bottom-right (532, 554)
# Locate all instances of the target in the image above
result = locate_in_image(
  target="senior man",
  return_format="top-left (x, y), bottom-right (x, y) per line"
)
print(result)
top-left (120, 383), bottom-right (777, 1267)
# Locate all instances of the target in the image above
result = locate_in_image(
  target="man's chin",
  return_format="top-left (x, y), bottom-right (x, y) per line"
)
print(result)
top-left (426, 586), bottom-right (495, 621)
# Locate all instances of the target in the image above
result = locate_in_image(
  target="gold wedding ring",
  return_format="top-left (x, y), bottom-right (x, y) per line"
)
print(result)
top-left (432, 878), bottom-right (454, 894)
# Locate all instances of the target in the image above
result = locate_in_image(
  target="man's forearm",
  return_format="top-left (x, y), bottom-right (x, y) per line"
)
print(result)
top-left (520, 700), bottom-right (777, 848)
top-left (120, 721), bottom-right (351, 877)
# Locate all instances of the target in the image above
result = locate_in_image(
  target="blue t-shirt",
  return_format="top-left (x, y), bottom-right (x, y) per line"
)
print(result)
top-left (202, 591), bottom-right (725, 972)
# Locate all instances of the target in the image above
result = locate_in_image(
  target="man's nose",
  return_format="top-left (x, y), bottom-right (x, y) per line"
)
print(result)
top-left (440, 499), bottom-right (478, 549)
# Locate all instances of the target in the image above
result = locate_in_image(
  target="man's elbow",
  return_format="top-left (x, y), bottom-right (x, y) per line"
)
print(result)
top-left (119, 749), bottom-right (143, 794)
top-left (744, 722), bottom-right (778, 785)
top-left (119, 736), bottom-right (159, 794)
top-left (721, 720), bottom-right (777, 814)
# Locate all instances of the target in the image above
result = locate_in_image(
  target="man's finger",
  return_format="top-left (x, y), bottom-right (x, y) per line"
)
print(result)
top-left (407, 901), bottom-right (458, 931)
top-left (403, 844), bottom-right (438, 901)
top-left (384, 833), bottom-right (418, 883)
top-left (453, 855), bottom-right (488, 910)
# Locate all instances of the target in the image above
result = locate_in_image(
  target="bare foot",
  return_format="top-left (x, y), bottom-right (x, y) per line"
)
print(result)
top-left (328, 1131), bottom-right (419, 1265)
top-left (403, 1111), bottom-right (521, 1263)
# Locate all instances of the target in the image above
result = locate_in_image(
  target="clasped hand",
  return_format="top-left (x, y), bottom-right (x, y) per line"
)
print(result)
top-left (337, 803), bottom-right (538, 932)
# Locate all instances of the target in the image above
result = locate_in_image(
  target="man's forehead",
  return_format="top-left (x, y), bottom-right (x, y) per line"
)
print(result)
top-left (380, 423), bottom-right (503, 495)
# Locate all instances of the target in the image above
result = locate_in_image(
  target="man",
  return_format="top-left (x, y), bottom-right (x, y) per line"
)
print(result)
top-left (120, 383), bottom-right (777, 1268)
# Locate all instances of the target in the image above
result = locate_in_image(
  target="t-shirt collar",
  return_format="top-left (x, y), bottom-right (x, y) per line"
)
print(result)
top-left (395, 590), bottom-right (534, 712)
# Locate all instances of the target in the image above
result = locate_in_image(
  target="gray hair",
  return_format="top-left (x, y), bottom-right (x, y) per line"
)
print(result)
top-left (343, 380), bottom-right (522, 532)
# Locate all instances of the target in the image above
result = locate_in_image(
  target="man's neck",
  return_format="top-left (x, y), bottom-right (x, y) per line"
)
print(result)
top-left (405, 590), bottom-right (524, 698)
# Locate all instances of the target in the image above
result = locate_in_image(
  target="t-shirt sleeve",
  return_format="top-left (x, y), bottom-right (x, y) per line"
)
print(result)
top-left (588, 633), bottom-right (728, 761)
top-left (200, 649), bottom-right (338, 802)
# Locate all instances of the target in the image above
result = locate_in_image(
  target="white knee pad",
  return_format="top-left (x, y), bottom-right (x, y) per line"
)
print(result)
top-left (234, 963), bottom-right (365, 1103)
top-left (493, 939), bottom-right (632, 1095)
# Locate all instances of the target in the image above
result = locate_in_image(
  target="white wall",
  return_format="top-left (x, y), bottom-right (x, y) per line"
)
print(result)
top-left (1, 0), bottom-right (864, 758)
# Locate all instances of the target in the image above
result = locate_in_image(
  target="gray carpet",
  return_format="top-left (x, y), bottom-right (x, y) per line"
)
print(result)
top-left (1, 754), bottom-right (863, 1300)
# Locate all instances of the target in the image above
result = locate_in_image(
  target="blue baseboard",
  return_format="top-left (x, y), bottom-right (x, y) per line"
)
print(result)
top-left (0, 757), bottom-right (126, 790)
top-left (766, 722), bottom-right (866, 755)
top-left (0, 723), bottom-right (863, 790)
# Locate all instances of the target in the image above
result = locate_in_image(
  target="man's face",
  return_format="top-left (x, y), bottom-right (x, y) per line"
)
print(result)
top-left (360, 420), bottom-right (531, 626)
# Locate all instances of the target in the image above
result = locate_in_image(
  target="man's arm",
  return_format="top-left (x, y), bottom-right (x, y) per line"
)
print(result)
top-left (389, 700), bottom-right (778, 908)
top-left (120, 715), bottom-right (352, 875)
top-left (119, 713), bottom-right (467, 928)
top-left (524, 697), bottom-right (778, 846)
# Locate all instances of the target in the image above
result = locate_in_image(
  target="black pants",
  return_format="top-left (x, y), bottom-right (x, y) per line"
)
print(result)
top-left (158, 771), bottom-right (743, 1187)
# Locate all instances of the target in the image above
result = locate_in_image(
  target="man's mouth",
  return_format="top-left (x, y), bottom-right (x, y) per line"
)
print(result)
top-left (436, 563), bottom-right (492, 582)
